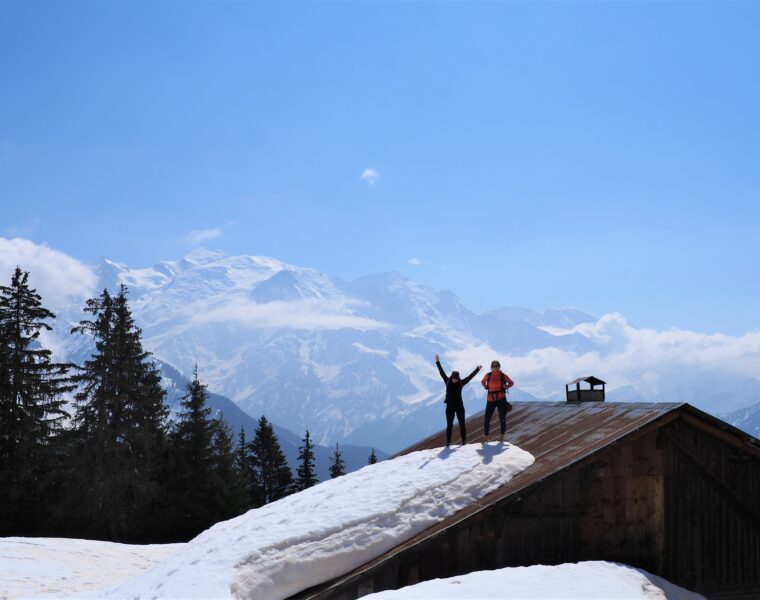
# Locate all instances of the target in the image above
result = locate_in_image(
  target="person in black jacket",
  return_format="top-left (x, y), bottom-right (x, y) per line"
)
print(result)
top-left (435, 354), bottom-right (482, 447)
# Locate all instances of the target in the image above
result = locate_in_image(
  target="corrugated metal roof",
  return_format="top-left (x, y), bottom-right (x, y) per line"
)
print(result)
top-left (401, 400), bottom-right (679, 457)
top-left (397, 401), bottom-right (760, 530)
top-left (399, 401), bottom-right (684, 513)
top-left (294, 401), bottom-right (689, 599)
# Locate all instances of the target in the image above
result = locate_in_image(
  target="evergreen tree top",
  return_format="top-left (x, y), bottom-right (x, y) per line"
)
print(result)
top-left (329, 443), bottom-right (345, 479)
top-left (295, 429), bottom-right (318, 491)
top-left (0, 266), bottom-right (74, 432)
top-left (247, 415), bottom-right (292, 506)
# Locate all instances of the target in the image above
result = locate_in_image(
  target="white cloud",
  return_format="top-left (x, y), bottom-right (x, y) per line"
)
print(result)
top-left (186, 297), bottom-right (388, 332)
top-left (360, 168), bottom-right (380, 186)
top-left (407, 258), bottom-right (423, 267)
top-left (447, 313), bottom-right (760, 412)
top-left (183, 228), bottom-right (223, 245)
top-left (0, 237), bottom-right (97, 308)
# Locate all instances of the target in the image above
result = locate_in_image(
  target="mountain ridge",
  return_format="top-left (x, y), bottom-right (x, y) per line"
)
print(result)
top-left (36, 246), bottom-right (760, 452)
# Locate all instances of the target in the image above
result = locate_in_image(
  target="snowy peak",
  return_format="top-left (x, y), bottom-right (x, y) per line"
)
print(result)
top-left (249, 269), bottom-right (342, 303)
top-left (348, 271), bottom-right (475, 330)
top-left (123, 250), bottom-right (344, 303)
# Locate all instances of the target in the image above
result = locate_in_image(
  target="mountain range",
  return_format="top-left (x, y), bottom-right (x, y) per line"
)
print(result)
top-left (36, 247), bottom-right (760, 453)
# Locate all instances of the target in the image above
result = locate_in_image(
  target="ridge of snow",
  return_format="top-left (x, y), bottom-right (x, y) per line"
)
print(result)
top-left (104, 443), bottom-right (533, 600)
top-left (363, 561), bottom-right (705, 600)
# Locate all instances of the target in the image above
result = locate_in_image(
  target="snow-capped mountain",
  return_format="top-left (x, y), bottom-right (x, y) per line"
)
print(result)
top-left (77, 249), bottom-right (565, 451)
top-left (35, 247), bottom-right (760, 452)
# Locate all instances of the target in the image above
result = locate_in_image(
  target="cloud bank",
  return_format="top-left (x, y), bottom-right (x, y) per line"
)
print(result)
top-left (187, 297), bottom-right (388, 331)
top-left (448, 312), bottom-right (760, 409)
top-left (0, 237), bottom-right (97, 308)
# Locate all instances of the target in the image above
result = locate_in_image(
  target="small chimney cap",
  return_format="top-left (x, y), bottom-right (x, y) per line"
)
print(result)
top-left (566, 376), bottom-right (606, 387)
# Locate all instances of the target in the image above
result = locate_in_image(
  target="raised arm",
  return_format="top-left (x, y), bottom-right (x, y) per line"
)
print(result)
top-left (435, 355), bottom-right (449, 384)
top-left (461, 365), bottom-right (482, 386)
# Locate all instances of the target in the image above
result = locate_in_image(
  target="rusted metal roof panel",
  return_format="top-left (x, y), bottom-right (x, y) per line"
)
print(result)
top-left (395, 401), bottom-right (686, 527)
top-left (401, 400), bottom-right (681, 459)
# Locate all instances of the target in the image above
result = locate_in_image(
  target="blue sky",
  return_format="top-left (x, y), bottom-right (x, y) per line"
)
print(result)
top-left (1, 1), bottom-right (759, 334)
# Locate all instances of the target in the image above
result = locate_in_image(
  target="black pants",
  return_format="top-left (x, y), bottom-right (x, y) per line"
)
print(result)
top-left (445, 403), bottom-right (466, 445)
top-left (484, 398), bottom-right (508, 436)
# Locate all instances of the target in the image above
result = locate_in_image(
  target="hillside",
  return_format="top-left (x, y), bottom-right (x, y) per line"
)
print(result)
top-left (158, 361), bottom-right (389, 477)
top-left (722, 401), bottom-right (760, 437)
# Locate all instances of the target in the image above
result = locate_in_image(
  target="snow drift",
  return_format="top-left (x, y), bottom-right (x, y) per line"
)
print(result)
top-left (104, 443), bottom-right (533, 599)
top-left (363, 561), bottom-right (705, 600)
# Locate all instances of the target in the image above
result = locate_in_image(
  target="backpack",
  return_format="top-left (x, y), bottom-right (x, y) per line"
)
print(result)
top-left (485, 371), bottom-right (513, 412)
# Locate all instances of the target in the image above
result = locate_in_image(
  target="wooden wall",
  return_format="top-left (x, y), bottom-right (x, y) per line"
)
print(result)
top-left (662, 419), bottom-right (760, 598)
top-left (577, 429), bottom-right (665, 574)
top-left (296, 417), bottom-right (760, 600)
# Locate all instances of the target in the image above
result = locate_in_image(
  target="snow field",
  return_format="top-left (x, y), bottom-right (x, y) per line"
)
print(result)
top-left (108, 442), bottom-right (534, 599)
top-left (0, 537), bottom-right (181, 599)
top-left (363, 561), bottom-right (706, 600)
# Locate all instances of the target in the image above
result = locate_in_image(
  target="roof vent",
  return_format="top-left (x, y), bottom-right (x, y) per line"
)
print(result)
top-left (566, 376), bottom-right (606, 403)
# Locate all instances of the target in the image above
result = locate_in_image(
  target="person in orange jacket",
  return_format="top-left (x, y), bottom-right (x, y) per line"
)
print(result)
top-left (481, 359), bottom-right (514, 443)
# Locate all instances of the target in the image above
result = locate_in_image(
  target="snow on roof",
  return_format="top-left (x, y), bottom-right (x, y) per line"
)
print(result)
top-left (0, 443), bottom-right (531, 600)
top-left (362, 561), bottom-right (705, 600)
top-left (110, 443), bottom-right (532, 600)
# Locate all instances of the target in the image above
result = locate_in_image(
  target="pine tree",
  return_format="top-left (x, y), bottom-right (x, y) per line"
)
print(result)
top-left (235, 426), bottom-right (248, 474)
top-left (0, 267), bottom-right (73, 535)
top-left (295, 430), bottom-right (318, 491)
top-left (328, 443), bottom-right (346, 479)
top-left (235, 426), bottom-right (253, 509)
top-left (168, 366), bottom-right (217, 539)
top-left (67, 285), bottom-right (169, 541)
top-left (210, 416), bottom-right (248, 521)
top-left (248, 416), bottom-right (293, 506)
top-left (65, 288), bottom-right (116, 538)
top-left (368, 448), bottom-right (378, 465)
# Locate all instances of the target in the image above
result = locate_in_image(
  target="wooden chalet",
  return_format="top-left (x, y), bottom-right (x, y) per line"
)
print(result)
top-left (292, 399), bottom-right (760, 600)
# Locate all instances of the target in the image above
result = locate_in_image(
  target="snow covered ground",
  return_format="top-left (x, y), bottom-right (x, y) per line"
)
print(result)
top-left (363, 561), bottom-right (705, 600)
top-left (0, 538), bottom-right (181, 599)
top-left (0, 443), bottom-right (533, 600)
